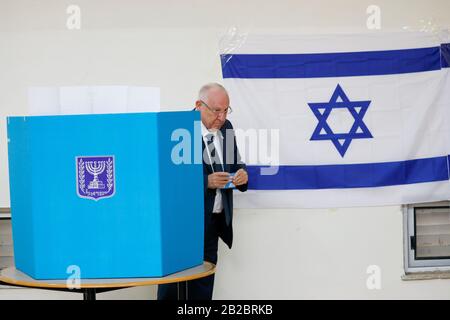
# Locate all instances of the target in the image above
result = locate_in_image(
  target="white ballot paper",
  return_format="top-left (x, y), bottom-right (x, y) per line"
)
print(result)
top-left (28, 86), bottom-right (161, 115)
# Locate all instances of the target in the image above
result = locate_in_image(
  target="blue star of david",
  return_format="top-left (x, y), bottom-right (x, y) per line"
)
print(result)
top-left (308, 84), bottom-right (373, 157)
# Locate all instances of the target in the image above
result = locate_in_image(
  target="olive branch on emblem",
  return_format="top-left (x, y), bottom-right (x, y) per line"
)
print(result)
top-left (78, 159), bottom-right (86, 193)
top-left (106, 158), bottom-right (114, 191)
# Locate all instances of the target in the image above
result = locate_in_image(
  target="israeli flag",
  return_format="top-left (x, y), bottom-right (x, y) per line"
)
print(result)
top-left (221, 32), bottom-right (450, 208)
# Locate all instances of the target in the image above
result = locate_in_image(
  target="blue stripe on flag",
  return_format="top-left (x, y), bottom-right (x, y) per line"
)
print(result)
top-left (221, 46), bottom-right (442, 78)
top-left (247, 156), bottom-right (449, 190)
top-left (442, 43), bottom-right (450, 68)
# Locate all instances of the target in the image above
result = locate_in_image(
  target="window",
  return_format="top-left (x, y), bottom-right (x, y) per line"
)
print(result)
top-left (0, 216), bottom-right (13, 271)
top-left (404, 201), bottom-right (450, 272)
top-left (0, 209), bottom-right (17, 289)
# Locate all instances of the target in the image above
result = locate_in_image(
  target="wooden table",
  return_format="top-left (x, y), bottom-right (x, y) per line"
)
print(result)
top-left (0, 262), bottom-right (215, 300)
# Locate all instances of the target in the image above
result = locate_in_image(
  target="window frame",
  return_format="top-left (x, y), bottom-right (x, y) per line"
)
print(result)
top-left (0, 208), bottom-right (10, 219)
top-left (404, 201), bottom-right (450, 273)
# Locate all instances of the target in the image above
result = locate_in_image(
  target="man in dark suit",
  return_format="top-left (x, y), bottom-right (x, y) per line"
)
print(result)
top-left (157, 83), bottom-right (248, 300)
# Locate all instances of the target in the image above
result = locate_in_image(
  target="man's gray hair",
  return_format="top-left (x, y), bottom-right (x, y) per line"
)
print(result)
top-left (198, 83), bottom-right (228, 101)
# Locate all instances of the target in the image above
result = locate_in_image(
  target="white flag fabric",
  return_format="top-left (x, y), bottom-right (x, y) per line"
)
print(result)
top-left (221, 32), bottom-right (450, 208)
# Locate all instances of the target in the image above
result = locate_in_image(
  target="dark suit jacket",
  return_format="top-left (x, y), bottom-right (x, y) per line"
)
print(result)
top-left (202, 119), bottom-right (248, 249)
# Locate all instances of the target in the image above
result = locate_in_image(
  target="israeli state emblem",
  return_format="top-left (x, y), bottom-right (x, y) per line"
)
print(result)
top-left (76, 156), bottom-right (115, 201)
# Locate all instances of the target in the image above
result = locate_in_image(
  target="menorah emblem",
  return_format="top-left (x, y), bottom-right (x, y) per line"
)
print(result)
top-left (76, 155), bottom-right (115, 201)
top-left (86, 160), bottom-right (106, 189)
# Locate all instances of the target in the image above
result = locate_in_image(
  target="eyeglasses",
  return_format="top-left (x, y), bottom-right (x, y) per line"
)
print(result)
top-left (199, 100), bottom-right (233, 116)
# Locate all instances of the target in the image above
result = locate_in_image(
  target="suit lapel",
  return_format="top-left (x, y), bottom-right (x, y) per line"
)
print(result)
top-left (201, 138), bottom-right (214, 174)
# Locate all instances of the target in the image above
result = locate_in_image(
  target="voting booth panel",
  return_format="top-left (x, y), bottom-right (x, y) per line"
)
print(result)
top-left (7, 111), bottom-right (204, 280)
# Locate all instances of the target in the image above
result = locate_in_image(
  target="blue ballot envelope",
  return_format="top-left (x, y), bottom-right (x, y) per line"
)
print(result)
top-left (7, 111), bottom-right (204, 280)
top-left (222, 172), bottom-right (236, 189)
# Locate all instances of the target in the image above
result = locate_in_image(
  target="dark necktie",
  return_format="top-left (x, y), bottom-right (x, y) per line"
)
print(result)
top-left (207, 133), bottom-right (230, 225)
top-left (206, 133), bottom-right (223, 173)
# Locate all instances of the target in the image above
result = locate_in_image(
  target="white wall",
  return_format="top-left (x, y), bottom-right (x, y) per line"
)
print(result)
top-left (0, 0), bottom-right (450, 299)
top-left (218, 207), bottom-right (450, 299)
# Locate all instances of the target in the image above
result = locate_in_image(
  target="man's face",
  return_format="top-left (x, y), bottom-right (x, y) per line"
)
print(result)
top-left (195, 88), bottom-right (230, 131)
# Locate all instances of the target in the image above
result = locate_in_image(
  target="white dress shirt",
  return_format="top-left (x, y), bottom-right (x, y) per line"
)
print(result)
top-left (201, 122), bottom-right (224, 213)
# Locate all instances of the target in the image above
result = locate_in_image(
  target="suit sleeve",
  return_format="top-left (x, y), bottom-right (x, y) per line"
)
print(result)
top-left (228, 121), bottom-right (248, 193)
top-left (203, 156), bottom-right (217, 196)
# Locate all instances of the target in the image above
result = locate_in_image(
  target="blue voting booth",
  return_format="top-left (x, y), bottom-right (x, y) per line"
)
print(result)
top-left (7, 112), bottom-right (204, 280)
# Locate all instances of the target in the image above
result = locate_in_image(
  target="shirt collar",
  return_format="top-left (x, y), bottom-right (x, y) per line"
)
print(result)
top-left (201, 122), bottom-right (222, 139)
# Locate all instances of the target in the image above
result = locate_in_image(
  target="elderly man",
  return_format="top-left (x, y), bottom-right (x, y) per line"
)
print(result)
top-left (157, 83), bottom-right (248, 300)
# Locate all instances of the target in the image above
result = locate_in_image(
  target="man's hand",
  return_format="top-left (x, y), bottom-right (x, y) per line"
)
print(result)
top-left (208, 172), bottom-right (231, 189)
top-left (232, 169), bottom-right (248, 186)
